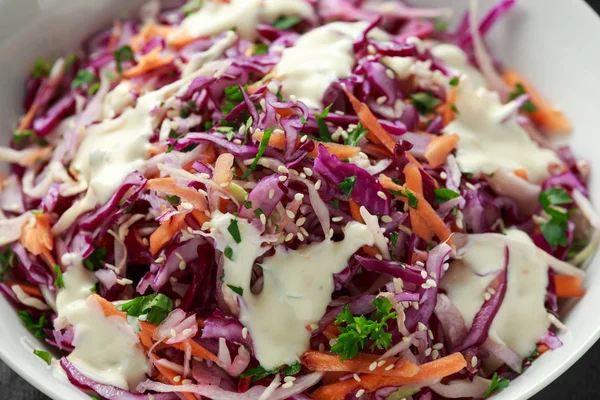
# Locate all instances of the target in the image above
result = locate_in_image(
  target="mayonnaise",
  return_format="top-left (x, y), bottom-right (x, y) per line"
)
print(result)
top-left (440, 229), bottom-right (551, 358)
top-left (431, 44), bottom-right (488, 90)
top-left (210, 213), bottom-right (374, 369)
top-left (55, 254), bottom-right (148, 390)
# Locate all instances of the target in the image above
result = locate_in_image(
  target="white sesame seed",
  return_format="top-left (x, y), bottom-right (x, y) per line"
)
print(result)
top-left (466, 182), bottom-right (476, 191)
top-left (303, 167), bottom-right (313, 177)
top-left (412, 302), bottom-right (420, 310)
top-left (268, 189), bottom-right (275, 199)
top-left (286, 210), bottom-right (295, 219)
top-left (433, 343), bottom-right (444, 350)
top-left (401, 301), bottom-right (409, 308)
top-left (418, 322), bottom-right (427, 331)
top-left (259, 99), bottom-right (267, 111)
top-left (201, 222), bottom-right (212, 231)
top-left (155, 256), bottom-right (165, 263)
top-left (173, 375), bottom-right (181, 383)
top-left (179, 260), bottom-right (187, 270)
top-left (182, 328), bottom-right (193, 336)
top-left (220, 182), bottom-right (230, 188)
top-left (443, 263), bottom-right (450, 271)
top-left (381, 215), bottom-right (393, 223)
top-left (420, 270), bottom-right (427, 279)
top-left (278, 166), bottom-right (289, 173)
top-left (175, 299), bottom-right (181, 307)
top-left (416, 260), bottom-right (425, 267)
top-left (484, 292), bottom-right (491, 301)
top-left (294, 193), bottom-right (305, 201)
top-left (353, 373), bottom-right (361, 382)
top-left (471, 356), bottom-right (478, 368)
top-left (233, 139), bottom-right (242, 145)
top-left (456, 219), bottom-right (464, 230)
top-left (314, 180), bottom-right (322, 190)
top-left (431, 349), bottom-right (440, 360)
top-left (197, 188), bottom-right (208, 196)
top-left (488, 288), bottom-right (496, 295)
top-left (170, 329), bottom-right (177, 338)
top-left (440, 171), bottom-right (448, 179)
top-left (402, 336), bottom-right (411, 342)
top-left (300, 173), bottom-right (307, 178)
top-left (428, 329), bottom-right (434, 340)
top-left (426, 279), bottom-right (437, 288)
top-left (376, 96), bottom-right (387, 105)
top-left (290, 94), bottom-right (297, 104)
top-left (279, 175), bottom-right (288, 182)
top-left (385, 364), bottom-right (394, 370)
top-left (332, 216), bottom-right (344, 222)
top-left (181, 379), bottom-right (192, 385)
top-left (296, 217), bottom-right (306, 226)
top-left (199, 173), bottom-right (211, 180)
top-left (260, 214), bottom-right (267, 225)
top-left (421, 283), bottom-right (431, 289)
top-left (284, 376), bottom-right (296, 383)
top-left (329, 228), bottom-right (334, 237)
top-left (181, 201), bottom-right (193, 210)
top-left (282, 381), bottom-right (294, 389)
top-left (425, 348), bottom-right (432, 356)
top-left (300, 227), bottom-right (309, 236)
top-left (367, 44), bottom-right (376, 54)
top-left (430, 271), bottom-right (437, 279)
top-left (285, 233), bottom-right (294, 242)
top-left (377, 360), bottom-right (386, 367)
top-left (377, 191), bottom-right (387, 200)
top-left (356, 389), bottom-right (365, 398)
top-left (386, 69), bottom-right (395, 79)
top-left (297, 232), bottom-right (305, 241)
top-left (375, 254), bottom-right (383, 260)
top-left (369, 362), bottom-right (377, 371)
top-left (267, 81), bottom-right (279, 94)
top-left (241, 327), bottom-right (248, 339)
top-left (318, 343), bottom-right (325, 352)
top-left (300, 135), bottom-right (308, 143)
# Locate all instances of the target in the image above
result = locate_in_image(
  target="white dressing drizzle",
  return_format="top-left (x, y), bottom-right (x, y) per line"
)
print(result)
top-left (440, 229), bottom-right (550, 358)
top-left (55, 253), bottom-right (148, 390)
top-left (210, 213), bottom-right (374, 369)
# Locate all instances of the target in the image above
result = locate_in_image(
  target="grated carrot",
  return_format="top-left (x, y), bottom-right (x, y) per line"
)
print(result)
top-left (252, 130), bottom-right (361, 160)
top-left (20, 213), bottom-right (55, 266)
top-left (122, 47), bottom-right (175, 79)
top-left (513, 168), bottom-right (529, 181)
top-left (146, 178), bottom-right (208, 211)
top-left (404, 164), bottom-right (435, 242)
top-left (149, 213), bottom-right (186, 256)
top-left (554, 275), bottom-right (586, 298)
top-left (424, 134), bottom-right (459, 168)
top-left (130, 23), bottom-right (175, 52)
top-left (301, 351), bottom-right (419, 377)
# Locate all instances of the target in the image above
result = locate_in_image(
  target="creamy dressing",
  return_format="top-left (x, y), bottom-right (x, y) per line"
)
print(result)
top-left (275, 22), bottom-right (387, 109)
top-left (431, 44), bottom-right (488, 90)
top-left (440, 229), bottom-right (550, 358)
top-left (55, 253), bottom-right (148, 390)
top-left (177, 0), bottom-right (315, 41)
top-left (52, 62), bottom-right (225, 235)
top-left (210, 213), bottom-right (374, 369)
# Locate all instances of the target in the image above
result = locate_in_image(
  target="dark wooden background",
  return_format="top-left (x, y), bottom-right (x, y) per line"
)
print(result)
top-left (2, 1), bottom-right (600, 399)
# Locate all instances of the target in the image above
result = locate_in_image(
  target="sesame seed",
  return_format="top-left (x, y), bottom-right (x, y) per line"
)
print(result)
top-left (489, 288), bottom-right (496, 295)
top-left (381, 215), bottom-right (393, 223)
top-left (426, 279), bottom-right (437, 288)
top-left (182, 328), bottom-right (193, 336)
top-left (401, 301), bottom-right (409, 308)
top-left (267, 81), bottom-right (279, 94)
top-left (376, 96), bottom-right (387, 105)
top-left (386, 69), bottom-right (395, 79)
top-left (175, 299), bottom-right (181, 307)
top-left (385, 364), bottom-right (394, 370)
top-left (456, 219), bottom-right (464, 229)
top-left (420, 270), bottom-right (427, 279)
top-left (367, 44), bottom-right (376, 54)
top-left (233, 139), bottom-right (242, 145)
top-left (197, 188), bottom-right (208, 196)
top-left (332, 216), bottom-right (343, 222)
top-left (278, 166), bottom-right (289, 173)
top-left (242, 327), bottom-right (248, 339)
top-left (318, 343), bottom-right (325, 352)
top-left (466, 182), bottom-right (476, 191)
top-left (356, 389), bottom-right (365, 398)
top-left (285, 233), bottom-right (294, 242)
top-left (418, 322), bottom-right (427, 331)
top-left (412, 302), bottom-right (419, 310)
top-left (303, 167), bottom-right (313, 177)
top-left (402, 336), bottom-right (411, 342)
top-left (179, 260), bottom-right (187, 270)
top-left (329, 228), bottom-right (334, 237)
top-left (353, 373), bottom-right (361, 382)
top-left (279, 175), bottom-right (288, 182)
top-left (259, 99), bottom-right (266, 111)
top-left (377, 360), bottom-right (386, 367)
top-left (428, 330), bottom-right (434, 340)
top-left (300, 135), bottom-right (308, 143)
top-left (282, 381), bottom-right (294, 389)
top-left (484, 292), bottom-right (491, 301)
top-left (297, 232), bottom-right (305, 241)
top-left (155, 256), bottom-right (165, 263)
top-left (431, 349), bottom-right (439, 359)
top-left (260, 214), bottom-right (267, 224)
top-left (314, 180), bottom-right (322, 190)
top-left (201, 222), bottom-right (212, 231)
top-left (430, 271), bottom-right (437, 279)
top-left (170, 329), bottom-right (177, 338)
top-left (440, 171), bottom-right (448, 179)
top-left (181, 379), bottom-right (192, 385)
top-left (284, 376), bottom-right (296, 383)
top-left (375, 254), bottom-right (383, 260)
top-left (296, 217), bottom-right (306, 226)
top-left (416, 261), bottom-right (425, 267)
top-left (300, 227), bottom-right (309, 236)
top-left (471, 356), bottom-right (478, 368)
top-left (421, 283), bottom-right (431, 289)
top-left (268, 189), bottom-right (275, 199)
top-left (199, 173), bottom-right (211, 180)
top-left (299, 173), bottom-right (307, 178)
top-left (443, 263), bottom-right (450, 271)
top-left (181, 202), bottom-right (193, 210)
top-left (294, 193), bottom-right (305, 201)
top-left (173, 375), bottom-right (181, 383)
top-left (377, 191), bottom-right (387, 200)
top-left (433, 343), bottom-right (444, 350)
top-left (286, 210), bottom-right (295, 219)
top-left (290, 95), bottom-right (297, 104)
top-left (369, 362), bottom-right (377, 371)
top-left (425, 348), bottom-right (432, 356)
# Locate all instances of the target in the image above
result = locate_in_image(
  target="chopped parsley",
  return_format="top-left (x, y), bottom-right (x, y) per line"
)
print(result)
top-left (434, 188), bottom-right (461, 204)
top-left (227, 285), bottom-right (243, 296)
top-left (244, 201), bottom-right (253, 209)
top-left (239, 365), bottom-right (280, 381)
top-left (331, 199), bottom-right (340, 209)
top-left (31, 59), bottom-right (51, 78)
top-left (449, 77), bottom-right (460, 87)
top-left (254, 208), bottom-right (265, 217)
top-left (345, 123), bottom-right (368, 147)
top-left (18, 311), bottom-right (48, 339)
top-left (241, 127), bottom-right (274, 179)
top-left (273, 16), bottom-right (302, 30)
top-left (221, 85), bottom-right (244, 114)
top-left (411, 92), bottom-right (441, 115)
top-left (227, 219), bottom-right (242, 244)
top-left (181, 0), bottom-right (203, 16)
top-left (338, 176), bottom-right (357, 198)
top-left (315, 104), bottom-right (333, 142)
top-left (13, 130), bottom-right (47, 146)
top-left (253, 43), bottom-right (269, 55)
top-left (114, 45), bottom-right (134, 74)
top-left (71, 70), bottom-right (97, 89)
top-left (283, 362), bottom-right (302, 376)
top-left (405, 188), bottom-right (419, 209)
top-left (53, 265), bottom-right (64, 289)
top-left (166, 195), bottom-right (181, 206)
top-left (389, 231), bottom-right (399, 260)
top-left (434, 18), bottom-right (449, 32)
top-left (119, 293), bottom-right (174, 325)
top-left (33, 349), bottom-right (52, 365)
top-left (538, 188), bottom-right (573, 248)
top-left (508, 83), bottom-right (537, 113)
top-left (224, 246), bottom-right (234, 260)
top-left (0, 247), bottom-right (14, 281)
top-left (484, 373), bottom-right (510, 398)
top-left (82, 247), bottom-right (107, 271)
top-left (87, 82), bottom-right (101, 95)
top-left (331, 297), bottom-right (398, 360)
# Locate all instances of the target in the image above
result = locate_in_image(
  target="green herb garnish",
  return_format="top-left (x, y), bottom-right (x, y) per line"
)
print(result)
top-left (119, 293), bottom-right (174, 325)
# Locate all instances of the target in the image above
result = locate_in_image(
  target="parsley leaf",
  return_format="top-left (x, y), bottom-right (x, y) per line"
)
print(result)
top-left (253, 43), bottom-right (269, 55)
top-left (434, 188), bottom-right (461, 204)
top-left (13, 130), bottom-right (35, 145)
top-left (227, 219), bottom-right (242, 243)
top-left (405, 188), bottom-right (419, 209)
top-left (411, 92), bottom-right (441, 115)
top-left (239, 365), bottom-right (280, 381)
top-left (346, 123), bottom-right (368, 147)
top-left (538, 188), bottom-right (573, 248)
top-left (484, 373), bottom-right (510, 398)
top-left (114, 45), bottom-right (135, 74)
top-left (434, 18), bottom-right (449, 32)
top-left (338, 176), bottom-right (357, 198)
top-left (539, 188), bottom-right (573, 209)
top-left (87, 82), bottom-right (101, 95)
top-left (283, 363), bottom-right (301, 376)
top-left (331, 297), bottom-right (398, 360)
top-left (53, 265), bottom-right (64, 289)
top-left (508, 83), bottom-right (537, 113)
top-left (18, 311), bottom-right (48, 339)
top-left (315, 104), bottom-right (333, 142)
top-left (332, 199), bottom-right (340, 209)
top-left (449, 77), bottom-right (460, 87)
top-left (83, 247), bottom-right (107, 271)
top-left (33, 349), bottom-right (52, 365)
top-left (166, 195), bottom-right (181, 206)
top-left (71, 70), bottom-right (97, 89)
top-left (389, 231), bottom-right (399, 260)
top-left (119, 293), bottom-right (174, 325)
top-left (227, 285), bottom-right (243, 296)
top-left (273, 16), bottom-right (302, 30)
top-left (181, 0), bottom-right (203, 16)
top-left (0, 247), bottom-right (14, 281)
top-left (241, 127), bottom-right (274, 179)
top-left (32, 59), bottom-right (51, 78)
top-left (224, 246), bottom-right (234, 260)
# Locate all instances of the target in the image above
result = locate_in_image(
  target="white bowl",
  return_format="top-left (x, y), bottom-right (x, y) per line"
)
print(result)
top-left (1, 0), bottom-right (599, 399)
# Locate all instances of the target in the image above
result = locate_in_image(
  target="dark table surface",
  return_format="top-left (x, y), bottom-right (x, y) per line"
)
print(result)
top-left (3, 1), bottom-right (600, 399)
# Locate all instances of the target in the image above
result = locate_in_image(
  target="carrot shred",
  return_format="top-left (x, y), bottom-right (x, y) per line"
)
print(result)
top-left (513, 168), bottom-right (529, 181)
top-left (149, 213), bottom-right (186, 256)
top-left (310, 353), bottom-right (466, 400)
top-left (424, 134), bottom-right (459, 168)
top-left (343, 87), bottom-right (396, 154)
top-left (301, 351), bottom-right (419, 377)
top-left (4, 281), bottom-right (44, 298)
top-left (437, 87), bottom-right (457, 126)
top-left (213, 153), bottom-right (235, 187)
top-left (130, 24), bottom-right (175, 52)
top-left (146, 178), bottom-right (208, 210)
top-left (122, 47), bottom-right (175, 79)
top-left (349, 200), bottom-right (364, 224)
top-left (153, 356), bottom-right (196, 400)
top-left (253, 130), bottom-right (361, 160)
top-left (404, 163), bottom-right (435, 242)
top-left (502, 70), bottom-right (572, 134)
top-left (537, 344), bottom-right (550, 355)
top-left (20, 213), bottom-right (56, 267)
top-left (322, 323), bottom-right (340, 340)
top-left (554, 275), bottom-right (586, 298)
